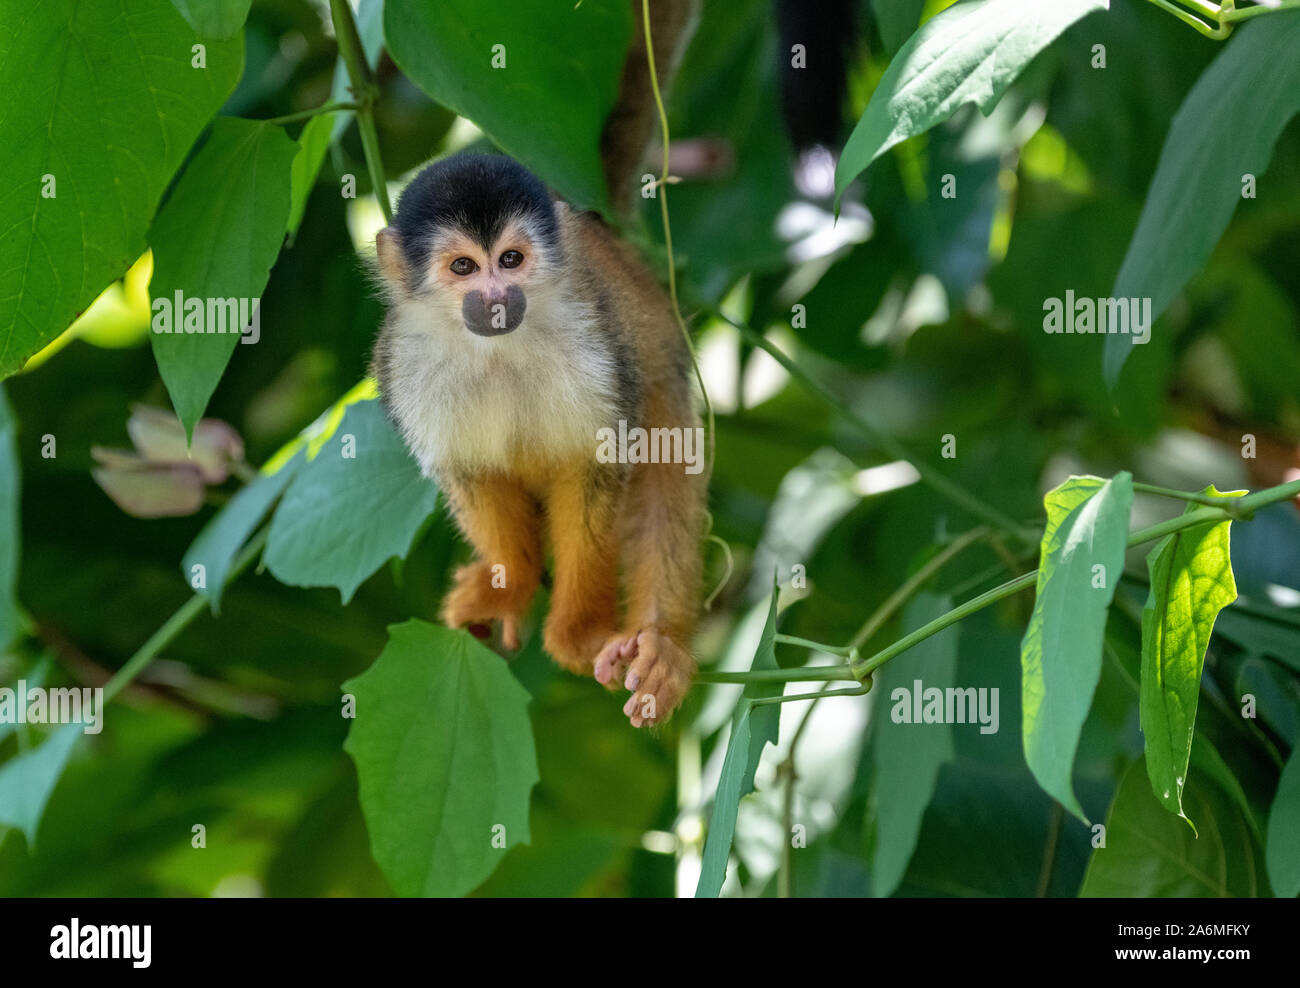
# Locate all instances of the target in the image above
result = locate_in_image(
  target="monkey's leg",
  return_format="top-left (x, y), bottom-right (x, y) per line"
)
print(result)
top-left (594, 456), bottom-right (704, 727)
top-left (440, 472), bottom-right (543, 651)
top-left (541, 460), bottom-right (624, 674)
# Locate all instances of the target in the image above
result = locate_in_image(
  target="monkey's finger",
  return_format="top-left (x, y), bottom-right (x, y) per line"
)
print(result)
top-left (595, 635), bottom-right (635, 685)
top-left (623, 630), bottom-right (661, 692)
top-left (629, 674), bottom-right (668, 727)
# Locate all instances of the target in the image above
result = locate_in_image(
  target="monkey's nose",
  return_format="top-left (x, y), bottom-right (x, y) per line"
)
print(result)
top-left (462, 285), bottom-right (526, 336)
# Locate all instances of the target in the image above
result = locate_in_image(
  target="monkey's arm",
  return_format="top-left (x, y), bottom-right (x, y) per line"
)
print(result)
top-left (439, 471), bottom-right (544, 651)
top-left (542, 459), bottom-right (625, 674)
top-left (595, 387), bottom-right (705, 727)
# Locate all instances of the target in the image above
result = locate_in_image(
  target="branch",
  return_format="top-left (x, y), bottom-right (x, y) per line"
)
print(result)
top-left (329, 0), bottom-right (392, 223)
top-left (699, 477), bottom-right (1300, 687)
top-left (101, 527), bottom-right (270, 705)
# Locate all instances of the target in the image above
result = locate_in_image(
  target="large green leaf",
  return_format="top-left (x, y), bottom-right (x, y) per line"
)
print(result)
top-left (342, 620), bottom-right (539, 897)
top-left (383, 0), bottom-right (630, 212)
top-left (0, 724), bottom-right (83, 846)
top-left (149, 117), bottom-right (298, 436)
top-left (834, 0), bottom-right (1108, 197)
top-left (0, 386), bottom-right (21, 649)
top-left (1080, 756), bottom-right (1265, 897)
top-left (170, 0), bottom-right (251, 39)
top-left (1267, 748), bottom-right (1300, 898)
top-left (868, 593), bottom-right (958, 897)
top-left (696, 584), bottom-right (782, 898)
top-left (1140, 486), bottom-right (1242, 829)
top-left (182, 452), bottom-right (303, 615)
top-left (1105, 13), bottom-right (1300, 386)
top-left (264, 398), bottom-right (439, 604)
top-left (1021, 473), bottom-right (1133, 821)
top-left (0, 0), bottom-right (242, 378)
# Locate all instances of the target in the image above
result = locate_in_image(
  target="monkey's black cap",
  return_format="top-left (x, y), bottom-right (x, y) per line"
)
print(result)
top-left (391, 152), bottom-right (560, 271)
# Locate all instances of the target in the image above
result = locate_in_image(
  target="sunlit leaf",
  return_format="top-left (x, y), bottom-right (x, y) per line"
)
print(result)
top-left (1140, 486), bottom-right (1243, 829)
top-left (835, 0), bottom-right (1107, 198)
top-left (1021, 473), bottom-right (1133, 821)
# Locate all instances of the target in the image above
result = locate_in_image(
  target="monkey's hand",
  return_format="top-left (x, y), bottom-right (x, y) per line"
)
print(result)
top-left (594, 629), bottom-right (693, 728)
top-left (441, 561), bottom-right (533, 651)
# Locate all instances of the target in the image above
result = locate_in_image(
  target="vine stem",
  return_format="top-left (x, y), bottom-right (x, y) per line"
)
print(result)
top-left (1132, 481), bottom-right (1248, 518)
top-left (330, 0), bottom-right (392, 224)
top-left (101, 528), bottom-right (270, 705)
top-left (700, 476), bottom-right (1300, 687)
top-left (1143, 0), bottom-right (1232, 38)
top-left (712, 308), bottom-right (1038, 546)
top-left (849, 526), bottom-right (992, 650)
top-left (641, 0), bottom-right (715, 474)
top-left (262, 101), bottom-right (360, 127)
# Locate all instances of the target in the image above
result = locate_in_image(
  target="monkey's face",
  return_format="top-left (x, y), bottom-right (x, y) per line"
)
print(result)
top-left (422, 223), bottom-right (542, 337)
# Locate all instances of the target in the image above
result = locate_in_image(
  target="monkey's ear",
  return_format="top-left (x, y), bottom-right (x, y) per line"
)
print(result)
top-left (375, 227), bottom-right (407, 287)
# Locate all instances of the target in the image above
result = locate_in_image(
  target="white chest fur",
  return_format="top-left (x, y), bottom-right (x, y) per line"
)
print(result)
top-left (378, 286), bottom-right (621, 477)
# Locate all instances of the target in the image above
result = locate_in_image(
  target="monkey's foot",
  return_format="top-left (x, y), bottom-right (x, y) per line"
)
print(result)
top-left (441, 562), bottom-right (534, 651)
top-left (542, 614), bottom-right (615, 675)
top-left (596, 629), bottom-right (693, 728)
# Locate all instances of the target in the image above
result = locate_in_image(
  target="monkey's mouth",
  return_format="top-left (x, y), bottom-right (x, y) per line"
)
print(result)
top-left (462, 286), bottom-right (526, 336)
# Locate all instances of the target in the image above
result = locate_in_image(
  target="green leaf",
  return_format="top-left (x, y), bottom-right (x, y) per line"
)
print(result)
top-left (1266, 748), bottom-right (1300, 897)
top-left (1236, 655), bottom-right (1300, 747)
top-left (342, 620), bottom-right (539, 897)
top-left (1080, 756), bottom-right (1265, 897)
top-left (1215, 607), bottom-right (1300, 673)
top-left (868, 593), bottom-right (958, 897)
top-left (834, 0), bottom-right (1108, 198)
top-left (0, 0), bottom-right (242, 378)
top-left (1105, 13), bottom-right (1300, 386)
top-left (696, 583), bottom-right (782, 898)
top-left (1020, 473), bottom-right (1133, 821)
top-left (383, 0), bottom-right (631, 212)
top-left (1188, 735), bottom-right (1263, 845)
top-left (0, 725), bottom-right (83, 846)
top-left (875, 0), bottom-right (927, 54)
top-left (149, 117), bottom-right (298, 435)
top-left (182, 454), bottom-right (303, 615)
top-left (1140, 486), bottom-right (1242, 829)
top-left (0, 386), bottom-right (22, 649)
top-left (169, 0), bottom-right (251, 39)
top-left (264, 398), bottom-right (439, 603)
top-left (288, 115), bottom-right (335, 239)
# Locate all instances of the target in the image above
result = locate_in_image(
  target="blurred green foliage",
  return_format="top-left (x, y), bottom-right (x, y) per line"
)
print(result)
top-left (0, 0), bottom-right (1298, 898)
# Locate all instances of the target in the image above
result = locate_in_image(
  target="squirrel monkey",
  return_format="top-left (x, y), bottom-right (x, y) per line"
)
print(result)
top-left (370, 151), bottom-right (705, 727)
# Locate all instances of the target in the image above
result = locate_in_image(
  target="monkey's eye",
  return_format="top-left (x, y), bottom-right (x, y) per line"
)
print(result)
top-left (449, 257), bottom-right (478, 276)
top-left (499, 250), bottom-right (524, 269)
